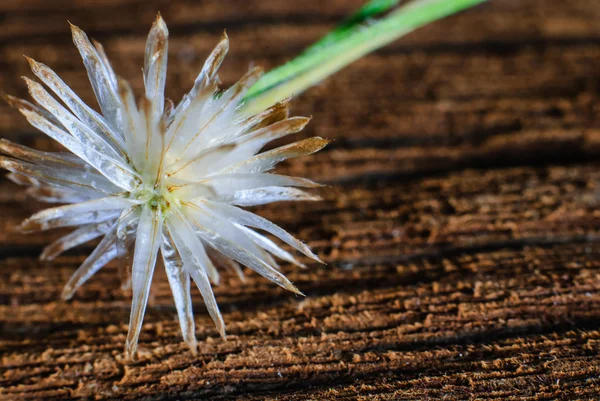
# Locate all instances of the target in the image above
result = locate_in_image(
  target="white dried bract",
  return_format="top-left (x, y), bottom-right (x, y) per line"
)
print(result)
top-left (0, 14), bottom-right (327, 358)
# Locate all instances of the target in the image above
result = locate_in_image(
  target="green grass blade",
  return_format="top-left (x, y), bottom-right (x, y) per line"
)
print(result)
top-left (304, 0), bottom-right (401, 54)
top-left (246, 0), bottom-right (401, 103)
top-left (243, 0), bottom-right (486, 114)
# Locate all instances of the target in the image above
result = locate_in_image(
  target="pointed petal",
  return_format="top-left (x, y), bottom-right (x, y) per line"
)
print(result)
top-left (167, 208), bottom-right (225, 337)
top-left (70, 22), bottom-right (123, 131)
top-left (0, 156), bottom-right (120, 196)
top-left (168, 209), bottom-right (220, 285)
top-left (16, 89), bottom-right (139, 191)
top-left (202, 249), bottom-right (220, 285)
top-left (222, 137), bottom-right (329, 175)
top-left (117, 205), bottom-right (141, 241)
top-left (24, 77), bottom-right (131, 167)
top-left (166, 143), bottom-right (235, 180)
top-left (196, 32), bottom-right (228, 86)
top-left (26, 185), bottom-right (96, 204)
top-left (183, 202), bottom-right (303, 296)
top-left (91, 38), bottom-right (118, 89)
top-left (137, 96), bottom-right (165, 182)
top-left (237, 225), bottom-right (306, 268)
top-left (2, 93), bottom-right (66, 130)
top-left (144, 13), bottom-right (169, 122)
top-left (61, 223), bottom-right (119, 299)
top-left (117, 78), bottom-right (146, 170)
top-left (41, 221), bottom-right (113, 261)
top-left (222, 186), bottom-right (322, 207)
top-left (161, 226), bottom-right (198, 354)
top-left (237, 116), bottom-right (310, 154)
top-left (204, 200), bottom-right (322, 262)
top-left (0, 138), bottom-right (84, 169)
top-left (26, 57), bottom-right (127, 156)
top-left (19, 197), bottom-right (138, 232)
top-left (166, 117), bottom-right (310, 180)
top-left (125, 205), bottom-right (162, 359)
top-left (171, 173), bottom-right (321, 199)
top-left (169, 67), bottom-right (263, 163)
top-left (238, 98), bottom-right (290, 131)
top-left (169, 32), bottom-right (228, 124)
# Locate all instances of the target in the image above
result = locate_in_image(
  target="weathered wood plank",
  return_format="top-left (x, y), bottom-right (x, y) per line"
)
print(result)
top-left (1, 0), bottom-right (600, 400)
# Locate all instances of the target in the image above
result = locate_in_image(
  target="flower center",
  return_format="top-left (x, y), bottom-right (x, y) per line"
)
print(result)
top-left (133, 185), bottom-right (175, 214)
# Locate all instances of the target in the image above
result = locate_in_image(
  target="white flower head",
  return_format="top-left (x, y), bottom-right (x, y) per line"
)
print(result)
top-left (0, 14), bottom-right (327, 358)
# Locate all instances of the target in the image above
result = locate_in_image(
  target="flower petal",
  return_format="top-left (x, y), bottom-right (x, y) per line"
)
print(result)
top-left (171, 173), bottom-right (321, 199)
top-left (2, 94), bottom-right (66, 130)
top-left (26, 185), bottom-right (95, 204)
top-left (183, 202), bottom-right (303, 295)
top-left (204, 200), bottom-right (322, 262)
top-left (24, 77), bottom-right (131, 168)
top-left (70, 22), bottom-right (123, 132)
top-left (125, 204), bottom-right (162, 359)
top-left (144, 13), bottom-right (169, 122)
top-left (41, 221), bottom-right (114, 261)
top-left (168, 209), bottom-right (225, 337)
top-left (26, 57), bottom-right (127, 157)
top-left (61, 223), bottom-right (119, 300)
top-left (166, 117), bottom-right (310, 179)
top-left (117, 79), bottom-right (146, 171)
top-left (236, 225), bottom-right (306, 268)
top-left (238, 98), bottom-right (290, 131)
top-left (237, 116), bottom-right (310, 154)
top-left (222, 186), bottom-right (322, 207)
top-left (19, 197), bottom-right (138, 232)
top-left (169, 67), bottom-right (263, 163)
top-left (0, 138), bottom-right (84, 169)
top-left (170, 32), bottom-right (228, 124)
top-left (161, 225), bottom-right (198, 354)
top-left (15, 90), bottom-right (140, 191)
top-left (222, 137), bottom-right (329, 175)
top-left (0, 156), bottom-right (122, 196)
top-left (91, 38), bottom-right (118, 89)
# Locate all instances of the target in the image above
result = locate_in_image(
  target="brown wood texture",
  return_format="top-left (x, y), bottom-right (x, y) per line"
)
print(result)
top-left (2, 0), bottom-right (600, 399)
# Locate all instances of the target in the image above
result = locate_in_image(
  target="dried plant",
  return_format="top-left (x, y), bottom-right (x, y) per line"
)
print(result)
top-left (0, 0), bottom-right (485, 358)
top-left (1, 16), bottom-right (326, 358)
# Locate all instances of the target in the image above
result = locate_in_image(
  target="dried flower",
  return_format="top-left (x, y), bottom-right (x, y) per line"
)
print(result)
top-left (0, 14), bottom-right (327, 358)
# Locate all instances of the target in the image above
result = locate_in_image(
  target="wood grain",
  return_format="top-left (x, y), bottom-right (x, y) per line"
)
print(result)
top-left (1, 0), bottom-right (600, 399)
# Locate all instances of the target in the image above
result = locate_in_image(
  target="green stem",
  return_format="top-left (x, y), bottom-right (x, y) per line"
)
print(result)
top-left (243, 0), bottom-right (486, 114)
top-left (303, 0), bottom-right (401, 55)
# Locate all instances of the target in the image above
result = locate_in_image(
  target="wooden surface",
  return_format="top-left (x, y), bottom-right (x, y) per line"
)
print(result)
top-left (2, 0), bottom-right (600, 399)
